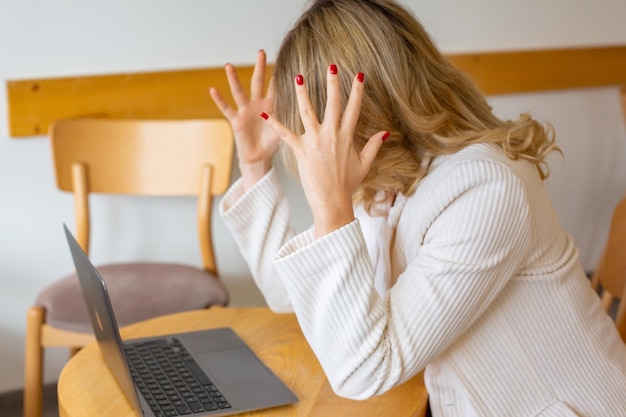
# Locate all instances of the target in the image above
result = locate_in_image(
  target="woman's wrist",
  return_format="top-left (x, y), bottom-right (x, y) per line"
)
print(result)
top-left (239, 159), bottom-right (272, 192)
top-left (312, 203), bottom-right (355, 239)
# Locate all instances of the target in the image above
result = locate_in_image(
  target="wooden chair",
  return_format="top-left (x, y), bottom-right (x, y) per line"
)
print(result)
top-left (591, 196), bottom-right (626, 343)
top-left (24, 118), bottom-right (235, 417)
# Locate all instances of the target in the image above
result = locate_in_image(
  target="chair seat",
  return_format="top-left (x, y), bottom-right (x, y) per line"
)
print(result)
top-left (36, 262), bottom-right (229, 333)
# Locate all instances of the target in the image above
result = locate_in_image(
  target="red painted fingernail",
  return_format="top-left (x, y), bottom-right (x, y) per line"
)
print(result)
top-left (260, 112), bottom-right (269, 120)
top-left (329, 64), bottom-right (337, 75)
top-left (295, 74), bottom-right (304, 85)
top-left (357, 72), bottom-right (365, 83)
top-left (382, 131), bottom-right (390, 142)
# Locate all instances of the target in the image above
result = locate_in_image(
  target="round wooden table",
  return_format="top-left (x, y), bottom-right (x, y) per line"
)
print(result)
top-left (57, 307), bottom-right (428, 417)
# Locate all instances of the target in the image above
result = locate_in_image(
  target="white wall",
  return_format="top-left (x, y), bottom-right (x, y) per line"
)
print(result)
top-left (1, 0), bottom-right (625, 393)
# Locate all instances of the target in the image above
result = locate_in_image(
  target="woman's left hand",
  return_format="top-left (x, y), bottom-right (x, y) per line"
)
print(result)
top-left (262, 65), bottom-right (388, 239)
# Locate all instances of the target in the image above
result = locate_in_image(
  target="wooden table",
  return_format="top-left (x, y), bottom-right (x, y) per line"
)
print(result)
top-left (57, 307), bottom-right (428, 417)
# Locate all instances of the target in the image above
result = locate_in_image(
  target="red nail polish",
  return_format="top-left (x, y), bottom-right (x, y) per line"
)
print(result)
top-left (260, 112), bottom-right (269, 120)
top-left (295, 74), bottom-right (304, 85)
top-left (357, 72), bottom-right (365, 83)
top-left (382, 131), bottom-right (390, 142)
top-left (329, 64), bottom-right (337, 75)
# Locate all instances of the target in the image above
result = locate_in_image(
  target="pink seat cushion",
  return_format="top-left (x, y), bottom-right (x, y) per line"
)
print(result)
top-left (36, 262), bottom-right (229, 333)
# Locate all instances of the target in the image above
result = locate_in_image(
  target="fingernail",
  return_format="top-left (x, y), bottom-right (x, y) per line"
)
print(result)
top-left (382, 131), bottom-right (390, 142)
top-left (260, 112), bottom-right (269, 120)
top-left (329, 64), bottom-right (337, 75)
top-left (295, 74), bottom-right (304, 85)
top-left (357, 72), bottom-right (365, 83)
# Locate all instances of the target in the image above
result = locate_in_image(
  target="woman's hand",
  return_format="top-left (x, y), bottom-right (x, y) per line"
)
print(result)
top-left (261, 66), bottom-right (388, 238)
top-left (210, 49), bottom-right (279, 190)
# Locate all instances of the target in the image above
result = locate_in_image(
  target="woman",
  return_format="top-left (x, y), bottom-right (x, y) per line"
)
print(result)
top-left (210, 0), bottom-right (626, 415)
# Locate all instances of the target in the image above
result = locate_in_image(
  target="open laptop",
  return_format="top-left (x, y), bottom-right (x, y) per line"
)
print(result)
top-left (63, 224), bottom-right (298, 416)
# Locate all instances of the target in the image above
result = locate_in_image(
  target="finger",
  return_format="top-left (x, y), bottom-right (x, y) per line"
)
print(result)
top-left (267, 77), bottom-right (275, 103)
top-left (250, 49), bottom-right (267, 99)
top-left (340, 72), bottom-right (365, 133)
top-left (225, 63), bottom-right (248, 108)
top-left (323, 64), bottom-right (341, 127)
top-left (260, 112), bottom-right (300, 150)
top-left (359, 130), bottom-right (389, 173)
top-left (294, 74), bottom-right (320, 132)
top-left (209, 87), bottom-right (238, 120)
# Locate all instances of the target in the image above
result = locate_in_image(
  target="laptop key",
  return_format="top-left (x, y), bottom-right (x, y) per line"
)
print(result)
top-left (184, 360), bottom-right (212, 385)
top-left (126, 340), bottom-right (232, 414)
top-left (188, 402), bottom-right (204, 413)
top-left (175, 404), bottom-right (191, 415)
top-left (204, 403), bottom-right (218, 411)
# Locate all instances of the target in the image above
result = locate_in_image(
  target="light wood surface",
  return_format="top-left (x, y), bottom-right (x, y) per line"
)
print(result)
top-left (57, 307), bottom-right (428, 417)
top-left (445, 46), bottom-right (626, 95)
top-left (51, 118), bottom-right (234, 197)
top-left (7, 46), bottom-right (626, 137)
top-left (8, 66), bottom-right (261, 137)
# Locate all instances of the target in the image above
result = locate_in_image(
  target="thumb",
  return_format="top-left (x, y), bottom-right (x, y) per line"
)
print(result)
top-left (359, 130), bottom-right (390, 171)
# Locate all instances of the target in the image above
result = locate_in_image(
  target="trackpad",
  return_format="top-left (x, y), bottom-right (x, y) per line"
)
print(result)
top-left (197, 348), bottom-right (271, 385)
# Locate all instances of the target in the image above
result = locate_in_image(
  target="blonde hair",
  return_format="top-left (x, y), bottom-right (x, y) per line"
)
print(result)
top-left (274, 0), bottom-right (560, 213)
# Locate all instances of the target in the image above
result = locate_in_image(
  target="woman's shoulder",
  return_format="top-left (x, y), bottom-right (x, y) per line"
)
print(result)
top-left (425, 143), bottom-right (539, 187)
top-left (422, 143), bottom-right (537, 183)
top-left (405, 143), bottom-right (533, 212)
top-left (429, 143), bottom-right (514, 172)
top-left (396, 142), bottom-right (535, 240)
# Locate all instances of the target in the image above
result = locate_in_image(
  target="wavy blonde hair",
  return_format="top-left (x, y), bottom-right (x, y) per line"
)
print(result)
top-left (274, 0), bottom-right (560, 213)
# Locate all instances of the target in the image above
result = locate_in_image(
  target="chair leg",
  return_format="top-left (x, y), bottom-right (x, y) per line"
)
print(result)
top-left (616, 299), bottom-right (626, 344)
top-left (601, 291), bottom-right (615, 313)
top-left (590, 270), bottom-right (601, 291)
top-left (590, 249), bottom-right (605, 291)
top-left (24, 306), bottom-right (45, 417)
top-left (69, 347), bottom-right (81, 358)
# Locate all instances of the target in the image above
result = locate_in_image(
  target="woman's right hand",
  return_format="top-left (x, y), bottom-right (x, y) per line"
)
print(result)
top-left (210, 49), bottom-right (279, 190)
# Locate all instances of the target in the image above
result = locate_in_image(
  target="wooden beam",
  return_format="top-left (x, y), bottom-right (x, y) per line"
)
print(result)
top-left (6, 66), bottom-right (265, 137)
top-left (446, 46), bottom-right (626, 95)
top-left (6, 45), bottom-right (626, 137)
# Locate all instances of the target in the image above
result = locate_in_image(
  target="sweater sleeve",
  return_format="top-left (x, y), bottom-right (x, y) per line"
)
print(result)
top-left (219, 168), bottom-right (296, 312)
top-left (272, 160), bottom-right (532, 399)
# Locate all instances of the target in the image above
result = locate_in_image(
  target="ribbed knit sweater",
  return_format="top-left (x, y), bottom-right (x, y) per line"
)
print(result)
top-left (220, 143), bottom-right (626, 416)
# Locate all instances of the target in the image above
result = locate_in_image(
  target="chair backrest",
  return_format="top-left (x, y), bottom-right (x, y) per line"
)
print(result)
top-left (592, 197), bottom-right (626, 343)
top-left (49, 118), bottom-right (234, 275)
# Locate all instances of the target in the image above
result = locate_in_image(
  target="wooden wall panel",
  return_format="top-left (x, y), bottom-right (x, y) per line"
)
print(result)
top-left (446, 46), bottom-right (626, 95)
top-left (6, 46), bottom-right (626, 137)
top-left (6, 66), bottom-right (265, 137)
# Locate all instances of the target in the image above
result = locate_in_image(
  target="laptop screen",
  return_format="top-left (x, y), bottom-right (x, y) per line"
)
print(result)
top-left (64, 224), bottom-right (144, 413)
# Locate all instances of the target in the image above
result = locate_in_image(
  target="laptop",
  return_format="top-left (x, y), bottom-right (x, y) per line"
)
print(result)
top-left (63, 224), bottom-right (298, 416)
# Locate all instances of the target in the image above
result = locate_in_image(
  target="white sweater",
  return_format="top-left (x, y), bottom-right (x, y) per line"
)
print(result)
top-left (220, 143), bottom-right (626, 417)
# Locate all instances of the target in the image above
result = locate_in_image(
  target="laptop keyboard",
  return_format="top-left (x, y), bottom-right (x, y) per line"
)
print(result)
top-left (124, 337), bottom-right (232, 416)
